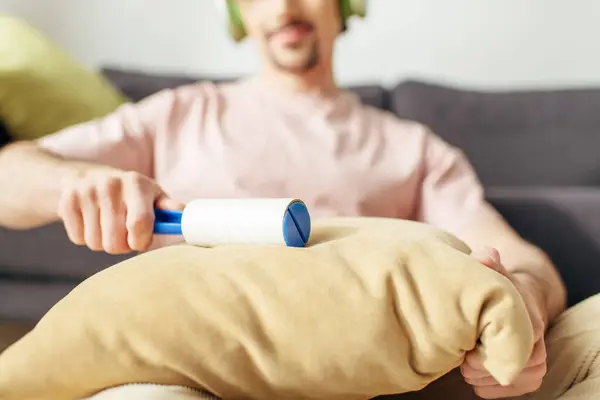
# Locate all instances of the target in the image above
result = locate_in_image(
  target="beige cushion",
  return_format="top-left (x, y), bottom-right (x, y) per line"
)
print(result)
top-left (0, 217), bottom-right (534, 400)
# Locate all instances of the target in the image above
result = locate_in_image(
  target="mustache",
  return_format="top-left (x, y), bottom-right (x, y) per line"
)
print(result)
top-left (266, 20), bottom-right (314, 39)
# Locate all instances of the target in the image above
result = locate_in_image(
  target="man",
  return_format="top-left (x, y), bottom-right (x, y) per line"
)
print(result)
top-left (2, 1), bottom-right (598, 399)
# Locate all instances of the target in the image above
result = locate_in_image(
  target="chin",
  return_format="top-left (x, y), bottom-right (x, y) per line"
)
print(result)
top-left (268, 40), bottom-right (320, 73)
top-left (274, 54), bottom-right (319, 73)
top-left (275, 60), bottom-right (318, 74)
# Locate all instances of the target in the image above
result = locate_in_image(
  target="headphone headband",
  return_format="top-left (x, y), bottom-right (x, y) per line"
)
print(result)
top-left (218, 0), bottom-right (367, 42)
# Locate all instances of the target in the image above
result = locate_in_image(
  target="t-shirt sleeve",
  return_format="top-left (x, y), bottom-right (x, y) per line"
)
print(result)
top-left (36, 89), bottom-right (178, 178)
top-left (416, 129), bottom-right (501, 235)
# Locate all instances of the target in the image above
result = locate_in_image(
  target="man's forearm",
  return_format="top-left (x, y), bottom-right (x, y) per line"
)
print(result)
top-left (0, 141), bottom-right (97, 229)
top-left (498, 242), bottom-right (566, 327)
top-left (459, 213), bottom-right (567, 327)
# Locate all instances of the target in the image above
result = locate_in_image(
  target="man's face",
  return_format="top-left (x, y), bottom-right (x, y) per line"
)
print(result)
top-left (237, 0), bottom-right (341, 73)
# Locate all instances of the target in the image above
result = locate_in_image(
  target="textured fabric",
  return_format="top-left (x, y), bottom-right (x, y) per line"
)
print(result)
top-left (0, 14), bottom-right (127, 141)
top-left (37, 77), bottom-right (498, 238)
top-left (390, 80), bottom-right (600, 187)
top-left (532, 293), bottom-right (600, 400)
top-left (80, 294), bottom-right (600, 400)
top-left (0, 217), bottom-right (533, 400)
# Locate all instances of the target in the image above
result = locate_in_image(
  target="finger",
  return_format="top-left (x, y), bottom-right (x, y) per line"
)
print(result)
top-left (462, 349), bottom-right (487, 372)
top-left (531, 314), bottom-right (547, 343)
top-left (460, 362), bottom-right (488, 379)
top-left (79, 186), bottom-right (102, 251)
top-left (471, 247), bottom-right (507, 275)
top-left (97, 178), bottom-right (130, 255)
top-left (155, 194), bottom-right (186, 211)
top-left (471, 246), bottom-right (501, 265)
top-left (472, 378), bottom-right (543, 399)
top-left (526, 337), bottom-right (547, 367)
top-left (461, 338), bottom-right (546, 379)
top-left (460, 357), bottom-right (495, 380)
top-left (123, 184), bottom-right (155, 252)
top-left (59, 191), bottom-right (85, 246)
top-left (464, 362), bottom-right (546, 387)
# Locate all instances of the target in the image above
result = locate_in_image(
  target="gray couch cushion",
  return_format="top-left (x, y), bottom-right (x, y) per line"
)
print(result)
top-left (101, 68), bottom-right (216, 103)
top-left (0, 223), bottom-right (131, 281)
top-left (487, 187), bottom-right (600, 307)
top-left (101, 67), bottom-right (389, 110)
top-left (390, 80), bottom-right (600, 187)
top-left (0, 279), bottom-right (77, 322)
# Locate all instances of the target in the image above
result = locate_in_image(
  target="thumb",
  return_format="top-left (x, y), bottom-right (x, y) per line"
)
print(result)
top-left (471, 247), bottom-right (507, 276)
top-left (154, 193), bottom-right (186, 211)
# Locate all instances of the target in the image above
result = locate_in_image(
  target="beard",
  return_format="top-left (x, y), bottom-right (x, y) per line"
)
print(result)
top-left (266, 40), bottom-right (320, 74)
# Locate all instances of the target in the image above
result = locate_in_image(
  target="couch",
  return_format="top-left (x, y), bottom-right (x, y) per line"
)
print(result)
top-left (1, 67), bottom-right (599, 330)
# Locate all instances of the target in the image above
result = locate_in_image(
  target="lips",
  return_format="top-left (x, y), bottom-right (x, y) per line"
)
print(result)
top-left (270, 21), bottom-right (314, 44)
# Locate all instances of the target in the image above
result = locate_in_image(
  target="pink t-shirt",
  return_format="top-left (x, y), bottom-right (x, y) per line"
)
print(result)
top-left (37, 78), bottom-right (497, 237)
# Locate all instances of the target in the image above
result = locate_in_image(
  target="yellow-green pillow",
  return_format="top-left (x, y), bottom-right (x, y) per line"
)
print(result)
top-left (0, 217), bottom-right (534, 400)
top-left (0, 14), bottom-right (128, 140)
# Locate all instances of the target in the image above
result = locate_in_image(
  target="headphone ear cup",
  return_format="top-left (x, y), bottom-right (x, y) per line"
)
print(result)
top-left (348, 0), bottom-right (367, 18)
top-left (216, 0), bottom-right (247, 42)
top-left (339, 0), bottom-right (367, 32)
top-left (339, 0), bottom-right (350, 24)
top-left (339, 0), bottom-right (351, 31)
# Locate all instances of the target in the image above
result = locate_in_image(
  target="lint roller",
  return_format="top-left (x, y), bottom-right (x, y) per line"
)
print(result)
top-left (153, 198), bottom-right (311, 247)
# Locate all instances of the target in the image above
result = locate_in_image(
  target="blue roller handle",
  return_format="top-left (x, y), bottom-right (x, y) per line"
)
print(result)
top-left (153, 209), bottom-right (183, 235)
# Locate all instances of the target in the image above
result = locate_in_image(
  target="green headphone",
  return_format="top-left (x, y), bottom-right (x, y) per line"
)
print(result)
top-left (224, 0), bottom-right (367, 42)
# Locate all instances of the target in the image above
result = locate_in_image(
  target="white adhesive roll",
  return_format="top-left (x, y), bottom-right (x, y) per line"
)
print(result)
top-left (180, 198), bottom-right (311, 247)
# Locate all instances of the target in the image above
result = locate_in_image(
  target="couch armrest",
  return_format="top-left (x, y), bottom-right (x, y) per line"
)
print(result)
top-left (486, 187), bottom-right (600, 307)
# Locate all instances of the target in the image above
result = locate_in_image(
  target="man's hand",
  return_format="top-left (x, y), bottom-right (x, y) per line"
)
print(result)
top-left (58, 169), bottom-right (185, 254)
top-left (461, 247), bottom-right (548, 399)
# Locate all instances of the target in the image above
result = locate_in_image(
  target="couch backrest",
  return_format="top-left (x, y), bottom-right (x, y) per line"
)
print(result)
top-left (101, 67), bottom-right (390, 113)
top-left (389, 81), bottom-right (600, 187)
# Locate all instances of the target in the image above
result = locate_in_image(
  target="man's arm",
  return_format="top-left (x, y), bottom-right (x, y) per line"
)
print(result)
top-left (0, 89), bottom-right (175, 242)
top-left (417, 129), bottom-right (566, 327)
top-left (457, 209), bottom-right (567, 327)
top-left (0, 97), bottom-right (156, 230)
top-left (415, 127), bottom-right (564, 397)
top-left (0, 141), bottom-right (105, 229)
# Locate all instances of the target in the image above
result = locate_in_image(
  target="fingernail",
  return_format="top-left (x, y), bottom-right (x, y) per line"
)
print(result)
top-left (489, 247), bottom-right (501, 263)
